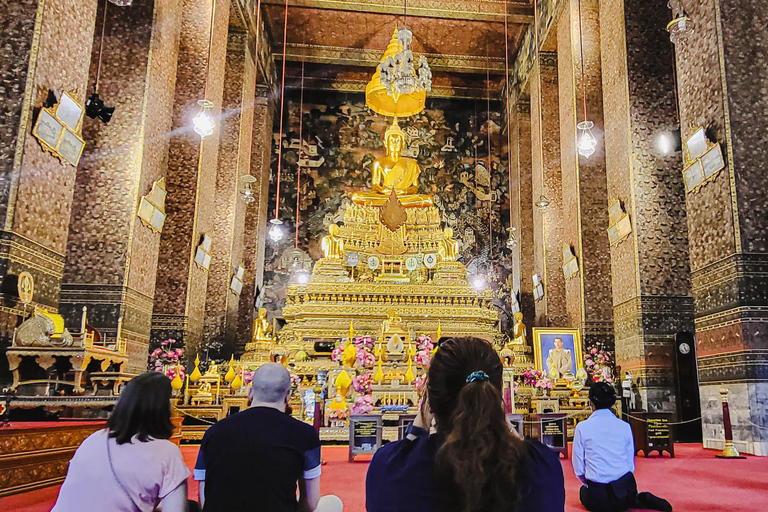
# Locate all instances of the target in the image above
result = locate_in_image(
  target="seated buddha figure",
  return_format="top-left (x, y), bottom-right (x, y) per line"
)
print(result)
top-left (251, 308), bottom-right (273, 342)
top-left (352, 120), bottom-right (433, 208)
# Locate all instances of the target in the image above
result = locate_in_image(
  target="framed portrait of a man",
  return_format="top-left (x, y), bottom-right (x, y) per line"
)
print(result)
top-left (532, 328), bottom-right (583, 380)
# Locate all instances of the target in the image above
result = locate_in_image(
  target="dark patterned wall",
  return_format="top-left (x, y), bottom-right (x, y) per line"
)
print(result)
top-left (262, 90), bottom-right (514, 330)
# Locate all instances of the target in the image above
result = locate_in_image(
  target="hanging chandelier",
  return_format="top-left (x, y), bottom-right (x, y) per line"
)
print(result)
top-left (577, 120), bottom-right (597, 158)
top-left (379, 28), bottom-right (432, 98)
top-left (268, 218), bottom-right (285, 243)
top-left (536, 194), bottom-right (550, 210)
top-left (666, 1), bottom-right (694, 44)
top-left (240, 175), bottom-right (257, 204)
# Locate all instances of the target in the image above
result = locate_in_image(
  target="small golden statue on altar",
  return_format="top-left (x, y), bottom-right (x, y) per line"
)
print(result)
top-left (252, 308), bottom-right (273, 342)
top-left (439, 226), bottom-right (460, 261)
top-left (512, 312), bottom-right (526, 345)
top-left (352, 120), bottom-right (432, 208)
top-left (321, 223), bottom-right (344, 259)
top-left (381, 309), bottom-right (407, 355)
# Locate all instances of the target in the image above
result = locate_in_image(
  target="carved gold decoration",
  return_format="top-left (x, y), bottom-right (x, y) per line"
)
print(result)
top-left (17, 271), bottom-right (34, 304)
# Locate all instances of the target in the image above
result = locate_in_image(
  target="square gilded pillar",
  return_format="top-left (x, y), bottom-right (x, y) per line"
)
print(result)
top-left (600, 0), bottom-right (694, 414)
top-left (0, 0), bottom-right (97, 378)
top-left (509, 98), bottom-right (535, 328)
top-left (151, 0), bottom-right (230, 354)
top-left (236, 85), bottom-right (274, 351)
top-left (673, 0), bottom-right (768, 454)
top-left (60, 0), bottom-right (183, 374)
top-left (203, 28), bottom-right (257, 356)
top-left (530, 55), bottom-right (567, 327)
top-left (557, 0), bottom-right (614, 349)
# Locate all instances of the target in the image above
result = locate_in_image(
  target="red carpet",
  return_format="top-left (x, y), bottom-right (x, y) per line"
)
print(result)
top-left (1, 444), bottom-right (764, 512)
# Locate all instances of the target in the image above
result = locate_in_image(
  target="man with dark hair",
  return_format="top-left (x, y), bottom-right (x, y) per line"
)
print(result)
top-left (573, 382), bottom-right (672, 512)
top-left (194, 363), bottom-right (342, 512)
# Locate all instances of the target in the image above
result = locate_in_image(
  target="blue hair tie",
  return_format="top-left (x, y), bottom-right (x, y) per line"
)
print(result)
top-left (466, 371), bottom-right (489, 383)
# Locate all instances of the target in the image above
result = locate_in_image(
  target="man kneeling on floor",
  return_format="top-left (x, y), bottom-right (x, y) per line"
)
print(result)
top-left (194, 363), bottom-right (343, 512)
top-left (573, 382), bottom-right (672, 512)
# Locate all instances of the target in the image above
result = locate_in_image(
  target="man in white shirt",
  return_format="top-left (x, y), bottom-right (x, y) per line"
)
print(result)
top-left (573, 382), bottom-right (671, 512)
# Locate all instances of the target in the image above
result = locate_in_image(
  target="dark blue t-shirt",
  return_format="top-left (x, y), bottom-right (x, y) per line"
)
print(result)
top-left (194, 406), bottom-right (321, 512)
top-left (366, 426), bottom-right (565, 512)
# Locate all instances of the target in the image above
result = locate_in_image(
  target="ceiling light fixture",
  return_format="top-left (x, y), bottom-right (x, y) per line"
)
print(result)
top-left (378, 0), bottom-right (432, 98)
top-left (667, 0), bottom-right (694, 44)
top-left (194, 0), bottom-right (217, 138)
top-left (576, 0), bottom-right (597, 159)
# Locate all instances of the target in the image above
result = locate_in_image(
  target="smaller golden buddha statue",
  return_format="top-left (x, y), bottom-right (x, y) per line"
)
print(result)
top-left (512, 312), bottom-right (526, 345)
top-left (341, 342), bottom-right (357, 368)
top-left (352, 120), bottom-right (432, 208)
top-left (321, 223), bottom-right (344, 259)
top-left (384, 363), bottom-right (405, 384)
top-left (439, 227), bottom-right (460, 261)
top-left (252, 308), bottom-right (273, 342)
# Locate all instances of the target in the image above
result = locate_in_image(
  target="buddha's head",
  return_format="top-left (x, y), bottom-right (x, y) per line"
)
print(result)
top-left (514, 311), bottom-right (523, 322)
top-left (258, 307), bottom-right (267, 318)
top-left (444, 226), bottom-right (454, 238)
top-left (328, 223), bottom-right (339, 236)
top-left (384, 120), bottom-right (406, 160)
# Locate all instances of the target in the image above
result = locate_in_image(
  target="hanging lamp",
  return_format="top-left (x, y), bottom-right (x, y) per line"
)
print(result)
top-left (576, 0), bottom-right (597, 159)
top-left (193, 0), bottom-right (217, 138)
top-left (270, 0), bottom-right (290, 241)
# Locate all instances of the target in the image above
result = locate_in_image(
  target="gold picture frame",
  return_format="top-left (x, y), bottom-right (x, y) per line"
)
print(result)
top-left (532, 327), bottom-right (584, 377)
top-left (32, 108), bottom-right (64, 154)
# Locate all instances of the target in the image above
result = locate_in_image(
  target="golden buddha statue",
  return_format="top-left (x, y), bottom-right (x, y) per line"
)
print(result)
top-left (352, 120), bottom-right (432, 208)
top-left (252, 308), bottom-right (272, 342)
top-left (321, 223), bottom-right (344, 259)
top-left (512, 312), bottom-right (526, 345)
top-left (439, 227), bottom-right (460, 261)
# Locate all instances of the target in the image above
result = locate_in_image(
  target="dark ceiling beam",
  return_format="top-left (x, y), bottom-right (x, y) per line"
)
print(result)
top-left (260, 0), bottom-right (533, 23)
top-left (275, 43), bottom-right (507, 73)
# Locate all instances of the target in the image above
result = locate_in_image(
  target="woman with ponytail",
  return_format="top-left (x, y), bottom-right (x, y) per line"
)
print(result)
top-left (366, 337), bottom-right (564, 512)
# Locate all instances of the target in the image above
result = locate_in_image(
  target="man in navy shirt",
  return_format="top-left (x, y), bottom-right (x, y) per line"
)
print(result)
top-left (194, 363), bottom-right (342, 512)
top-left (573, 382), bottom-right (671, 512)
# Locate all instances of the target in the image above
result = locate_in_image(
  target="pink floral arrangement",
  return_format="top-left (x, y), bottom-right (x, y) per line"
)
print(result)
top-left (584, 342), bottom-right (614, 383)
top-left (535, 377), bottom-right (554, 390)
top-left (243, 369), bottom-right (255, 385)
top-left (352, 372), bottom-right (373, 394)
top-left (414, 335), bottom-right (434, 367)
top-left (353, 335), bottom-right (375, 351)
top-left (290, 374), bottom-right (301, 391)
top-left (331, 344), bottom-right (344, 363)
top-left (149, 339), bottom-right (184, 377)
top-left (414, 374), bottom-right (427, 392)
top-left (522, 369), bottom-right (545, 387)
top-left (356, 347), bottom-right (375, 367)
top-left (351, 394), bottom-right (374, 414)
top-left (328, 408), bottom-right (349, 420)
top-left (165, 364), bottom-right (185, 381)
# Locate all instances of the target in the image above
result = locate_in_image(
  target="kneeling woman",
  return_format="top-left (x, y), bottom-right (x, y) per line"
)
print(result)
top-left (366, 337), bottom-right (565, 512)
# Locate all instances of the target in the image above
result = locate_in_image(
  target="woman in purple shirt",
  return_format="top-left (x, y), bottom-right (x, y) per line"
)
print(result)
top-left (53, 372), bottom-right (190, 512)
top-left (366, 337), bottom-right (565, 512)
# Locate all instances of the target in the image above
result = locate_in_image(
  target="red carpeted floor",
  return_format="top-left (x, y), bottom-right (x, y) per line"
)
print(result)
top-left (1, 444), bottom-right (765, 512)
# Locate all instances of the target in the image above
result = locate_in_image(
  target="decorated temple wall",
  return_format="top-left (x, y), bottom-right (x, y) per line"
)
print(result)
top-left (204, 28), bottom-right (257, 355)
top-left (150, 0), bottom-right (231, 353)
top-left (261, 91), bottom-right (514, 333)
top-left (60, 0), bottom-right (183, 373)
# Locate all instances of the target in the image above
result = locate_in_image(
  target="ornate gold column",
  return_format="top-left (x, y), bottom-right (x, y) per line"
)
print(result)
top-left (530, 54), bottom-right (566, 327)
top-left (0, 0), bottom-right (97, 375)
top-left (673, 0), bottom-right (768, 454)
top-left (557, 0), bottom-right (614, 349)
top-left (151, 0), bottom-right (230, 354)
top-left (203, 27), bottom-right (257, 355)
top-left (60, 0), bottom-right (183, 374)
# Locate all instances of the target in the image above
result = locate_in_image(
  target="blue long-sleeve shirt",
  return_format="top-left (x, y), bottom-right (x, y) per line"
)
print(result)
top-left (573, 408), bottom-right (636, 485)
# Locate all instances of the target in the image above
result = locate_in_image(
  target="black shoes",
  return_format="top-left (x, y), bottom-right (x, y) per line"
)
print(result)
top-left (637, 492), bottom-right (672, 512)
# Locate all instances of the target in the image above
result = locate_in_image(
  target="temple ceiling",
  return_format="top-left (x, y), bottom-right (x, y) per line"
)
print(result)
top-left (259, 0), bottom-right (532, 99)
